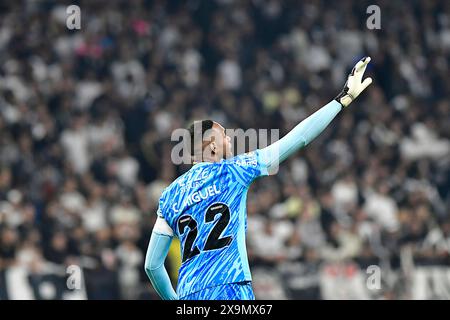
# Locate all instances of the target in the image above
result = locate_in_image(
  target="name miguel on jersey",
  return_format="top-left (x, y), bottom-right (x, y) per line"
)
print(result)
top-left (171, 166), bottom-right (222, 213)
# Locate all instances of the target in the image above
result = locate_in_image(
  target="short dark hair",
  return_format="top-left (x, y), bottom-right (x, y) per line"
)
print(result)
top-left (187, 120), bottom-right (214, 156)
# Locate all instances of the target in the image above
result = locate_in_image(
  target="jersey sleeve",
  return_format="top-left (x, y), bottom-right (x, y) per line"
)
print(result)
top-left (156, 205), bottom-right (164, 218)
top-left (156, 188), bottom-right (169, 219)
top-left (225, 150), bottom-right (269, 187)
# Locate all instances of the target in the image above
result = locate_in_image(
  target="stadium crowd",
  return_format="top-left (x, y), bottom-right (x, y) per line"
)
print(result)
top-left (0, 0), bottom-right (449, 299)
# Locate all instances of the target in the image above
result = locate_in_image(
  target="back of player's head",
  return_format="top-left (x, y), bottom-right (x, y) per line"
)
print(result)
top-left (187, 120), bottom-right (214, 156)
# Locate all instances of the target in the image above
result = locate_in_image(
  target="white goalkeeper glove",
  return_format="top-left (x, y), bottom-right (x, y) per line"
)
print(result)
top-left (335, 56), bottom-right (373, 108)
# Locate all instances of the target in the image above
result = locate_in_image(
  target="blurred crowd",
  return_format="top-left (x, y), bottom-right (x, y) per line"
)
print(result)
top-left (0, 0), bottom-right (449, 299)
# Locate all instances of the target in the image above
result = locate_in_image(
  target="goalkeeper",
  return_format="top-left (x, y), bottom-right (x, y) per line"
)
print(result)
top-left (145, 57), bottom-right (373, 300)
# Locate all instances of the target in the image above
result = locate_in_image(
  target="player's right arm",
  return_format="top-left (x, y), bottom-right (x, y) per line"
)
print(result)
top-left (144, 216), bottom-right (178, 300)
top-left (259, 57), bottom-right (373, 173)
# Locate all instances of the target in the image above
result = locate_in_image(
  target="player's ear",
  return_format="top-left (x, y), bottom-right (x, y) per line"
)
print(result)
top-left (209, 141), bottom-right (217, 154)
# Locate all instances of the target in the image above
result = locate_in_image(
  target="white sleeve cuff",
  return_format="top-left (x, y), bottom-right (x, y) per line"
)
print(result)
top-left (153, 216), bottom-right (174, 237)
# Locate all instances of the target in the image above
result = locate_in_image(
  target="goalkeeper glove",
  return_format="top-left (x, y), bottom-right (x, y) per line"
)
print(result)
top-left (335, 56), bottom-right (373, 108)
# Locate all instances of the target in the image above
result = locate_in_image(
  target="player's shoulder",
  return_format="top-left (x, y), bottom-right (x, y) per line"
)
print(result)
top-left (159, 163), bottom-right (214, 197)
top-left (159, 173), bottom-right (184, 199)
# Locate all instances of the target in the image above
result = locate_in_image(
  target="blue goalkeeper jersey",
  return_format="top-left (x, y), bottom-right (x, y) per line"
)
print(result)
top-left (157, 150), bottom-right (269, 298)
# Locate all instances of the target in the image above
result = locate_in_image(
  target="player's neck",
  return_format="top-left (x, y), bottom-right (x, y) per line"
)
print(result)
top-left (192, 154), bottom-right (221, 165)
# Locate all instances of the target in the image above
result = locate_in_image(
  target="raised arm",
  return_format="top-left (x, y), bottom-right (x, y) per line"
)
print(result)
top-left (144, 217), bottom-right (178, 300)
top-left (259, 57), bottom-right (373, 172)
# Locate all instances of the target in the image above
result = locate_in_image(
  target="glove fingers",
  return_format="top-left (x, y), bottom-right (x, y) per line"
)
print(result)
top-left (355, 56), bottom-right (371, 73)
top-left (361, 77), bottom-right (373, 91)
